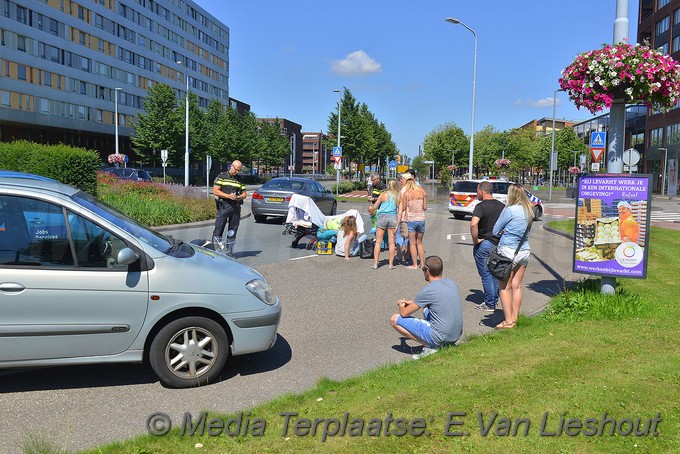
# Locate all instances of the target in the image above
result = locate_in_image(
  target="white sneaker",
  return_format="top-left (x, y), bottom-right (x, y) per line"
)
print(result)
top-left (412, 347), bottom-right (438, 360)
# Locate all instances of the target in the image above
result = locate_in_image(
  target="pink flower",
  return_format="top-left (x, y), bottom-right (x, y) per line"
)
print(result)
top-left (560, 41), bottom-right (680, 114)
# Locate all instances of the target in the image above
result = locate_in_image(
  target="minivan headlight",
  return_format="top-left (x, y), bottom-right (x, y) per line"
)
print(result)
top-left (246, 279), bottom-right (276, 306)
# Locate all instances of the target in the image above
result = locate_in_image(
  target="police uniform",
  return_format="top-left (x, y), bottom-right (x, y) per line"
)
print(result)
top-left (212, 171), bottom-right (246, 241)
top-left (369, 180), bottom-right (386, 203)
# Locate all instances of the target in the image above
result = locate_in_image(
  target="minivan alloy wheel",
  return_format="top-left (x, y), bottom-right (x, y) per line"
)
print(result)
top-left (149, 316), bottom-right (229, 388)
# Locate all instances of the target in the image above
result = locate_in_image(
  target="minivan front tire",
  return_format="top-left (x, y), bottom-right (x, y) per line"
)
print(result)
top-left (149, 316), bottom-right (229, 388)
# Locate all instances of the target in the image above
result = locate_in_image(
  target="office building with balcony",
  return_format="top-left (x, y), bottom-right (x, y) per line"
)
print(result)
top-left (301, 132), bottom-right (328, 175)
top-left (0, 0), bottom-right (230, 166)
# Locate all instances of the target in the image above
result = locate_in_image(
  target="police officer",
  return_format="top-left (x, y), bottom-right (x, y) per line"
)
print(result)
top-left (212, 160), bottom-right (247, 254)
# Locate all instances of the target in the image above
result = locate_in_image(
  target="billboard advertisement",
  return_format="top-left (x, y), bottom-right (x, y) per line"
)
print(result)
top-left (573, 174), bottom-right (652, 279)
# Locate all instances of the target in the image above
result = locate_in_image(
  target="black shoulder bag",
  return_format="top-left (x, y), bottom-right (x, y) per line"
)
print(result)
top-left (487, 224), bottom-right (530, 281)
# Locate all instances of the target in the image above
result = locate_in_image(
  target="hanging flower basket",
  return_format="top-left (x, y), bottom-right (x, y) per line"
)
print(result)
top-left (108, 153), bottom-right (126, 165)
top-left (559, 41), bottom-right (680, 114)
top-left (568, 166), bottom-right (581, 174)
top-left (448, 165), bottom-right (457, 171)
top-left (495, 158), bottom-right (510, 168)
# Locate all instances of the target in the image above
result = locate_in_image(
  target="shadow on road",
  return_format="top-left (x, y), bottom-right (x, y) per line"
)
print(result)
top-left (0, 335), bottom-right (292, 392)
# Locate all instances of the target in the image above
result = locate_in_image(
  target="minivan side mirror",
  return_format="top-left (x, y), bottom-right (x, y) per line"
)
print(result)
top-left (116, 248), bottom-right (139, 266)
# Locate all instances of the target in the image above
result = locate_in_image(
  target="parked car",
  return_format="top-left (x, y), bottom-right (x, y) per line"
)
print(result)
top-left (251, 177), bottom-right (337, 223)
top-left (102, 167), bottom-right (153, 182)
top-left (0, 172), bottom-right (280, 388)
top-left (448, 179), bottom-right (543, 221)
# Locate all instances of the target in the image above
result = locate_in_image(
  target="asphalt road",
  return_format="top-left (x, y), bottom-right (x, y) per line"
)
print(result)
top-left (0, 196), bottom-right (620, 453)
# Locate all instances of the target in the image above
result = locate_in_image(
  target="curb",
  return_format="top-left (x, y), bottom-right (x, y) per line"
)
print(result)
top-left (542, 224), bottom-right (573, 240)
top-left (154, 210), bottom-right (251, 232)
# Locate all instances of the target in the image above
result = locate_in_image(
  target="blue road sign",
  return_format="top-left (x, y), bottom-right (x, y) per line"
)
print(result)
top-left (389, 160), bottom-right (397, 168)
top-left (590, 132), bottom-right (606, 148)
top-left (332, 146), bottom-right (342, 157)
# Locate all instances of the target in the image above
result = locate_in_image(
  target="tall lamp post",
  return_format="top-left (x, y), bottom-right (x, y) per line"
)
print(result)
top-left (333, 89), bottom-right (342, 196)
top-left (114, 87), bottom-right (122, 156)
top-left (177, 60), bottom-right (190, 187)
top-left (549, 88), bottom-right (564, 202)
top-left (445, 17), bottom-right (477, 180)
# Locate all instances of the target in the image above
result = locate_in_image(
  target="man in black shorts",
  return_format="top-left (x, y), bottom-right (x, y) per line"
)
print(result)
top-left (212, 160), bottom-right (247, 255)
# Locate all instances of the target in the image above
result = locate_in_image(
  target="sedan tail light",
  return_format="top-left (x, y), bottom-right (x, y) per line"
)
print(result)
top-left (252, 191), bottom-right (264, 200)
top-left (285, 195), bottom-right (292, 202)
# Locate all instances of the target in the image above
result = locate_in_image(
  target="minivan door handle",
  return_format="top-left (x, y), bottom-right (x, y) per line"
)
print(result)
top-left (0, 282), bottom-right (26, 293)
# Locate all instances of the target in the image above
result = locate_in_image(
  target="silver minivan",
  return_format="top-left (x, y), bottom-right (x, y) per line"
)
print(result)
top-left (0, 172), bottom-right (281, 388)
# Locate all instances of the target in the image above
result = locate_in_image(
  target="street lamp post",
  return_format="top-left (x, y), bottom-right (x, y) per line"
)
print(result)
top-left (445, 17), bottom-right (477, 180)
top-left (333, 89), bottom-right (342, 196)
top-left (312, 140), bottom-right (316, 179)
top-left (177, 61), bottom-right (190, 187)
top-left (114, 87), bottom-right (122, 156)
top-left (549, 88), bottom-right (563, 202)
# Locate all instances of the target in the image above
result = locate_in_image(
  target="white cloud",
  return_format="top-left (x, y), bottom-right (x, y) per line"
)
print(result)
top-left (515, 97), bottom-right (562, 108)
top-left (330, 50), bottom-right (382, 76)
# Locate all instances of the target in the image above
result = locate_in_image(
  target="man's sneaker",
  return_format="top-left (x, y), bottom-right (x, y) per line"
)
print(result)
top-left (412, 347), bottom-right (438, 360)
top-left (473, 303), bottom-right (496, 312)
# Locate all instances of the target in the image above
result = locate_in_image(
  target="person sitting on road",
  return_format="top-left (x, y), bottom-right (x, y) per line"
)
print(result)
top-left (389, 255), bottom-right (463, 359)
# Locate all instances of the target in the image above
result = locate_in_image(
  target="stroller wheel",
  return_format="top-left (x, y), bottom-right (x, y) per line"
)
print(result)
top-left (291, 241), bottom-right (298, 248)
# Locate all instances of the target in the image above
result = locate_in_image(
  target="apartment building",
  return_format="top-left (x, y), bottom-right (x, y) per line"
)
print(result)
top-left (639, 0), bottom-right (680, 193)
top-left (301, 131), bottom-right (328, 175)
top-left (0, 0), bottom-right (230, 164)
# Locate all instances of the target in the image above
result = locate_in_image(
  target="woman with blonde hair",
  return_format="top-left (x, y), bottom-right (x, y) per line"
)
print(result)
top-left (492, 184), bottom-right (533, 329)
top-left (399, 174), bottom-right (427, 269)
top-left (369, 179), bottom-right (400, 269)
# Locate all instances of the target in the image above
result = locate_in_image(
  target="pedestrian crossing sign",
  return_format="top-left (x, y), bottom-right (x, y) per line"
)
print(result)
top-left (590, 132), bottom-right (606, 148)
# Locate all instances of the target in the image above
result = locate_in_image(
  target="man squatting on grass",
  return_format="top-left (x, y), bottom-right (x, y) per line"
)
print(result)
top-left (389, 256), bottom-right (463, 359)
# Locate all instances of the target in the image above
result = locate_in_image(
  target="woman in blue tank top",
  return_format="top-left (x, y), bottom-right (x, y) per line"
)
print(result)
top-left (369, 179), bottom-right (400, 269)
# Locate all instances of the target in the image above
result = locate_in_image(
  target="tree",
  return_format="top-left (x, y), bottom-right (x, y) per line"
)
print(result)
top-left (325, 87), bottom-right (397, 175)
top-left (255, 118), bottom-right (289, 169)
top-left (410, 155), bottom-right (429, 181)
top-left (422, 123), bottom-right (468, 176)
top-left (131, 83), bottom-right (180, 165)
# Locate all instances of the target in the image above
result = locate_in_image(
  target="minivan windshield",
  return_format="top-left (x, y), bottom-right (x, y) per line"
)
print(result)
top-left (71, 191), bottom-right (172, 253)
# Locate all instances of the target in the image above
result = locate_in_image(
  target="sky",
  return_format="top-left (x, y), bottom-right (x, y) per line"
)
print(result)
top-left (198, 1), bottom-right (639, 159)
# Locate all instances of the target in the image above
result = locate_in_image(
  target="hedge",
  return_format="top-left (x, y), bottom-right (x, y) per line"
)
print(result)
top-left (0, 140), bottom-right (100, 195)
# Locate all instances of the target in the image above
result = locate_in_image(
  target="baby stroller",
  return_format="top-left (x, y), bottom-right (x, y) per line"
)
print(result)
top-left (283, 194), bottom-right (327, 249)
top-left (283, 194), bottom-right (365, 251)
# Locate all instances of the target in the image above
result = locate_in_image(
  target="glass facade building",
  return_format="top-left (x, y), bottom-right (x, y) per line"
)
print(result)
top-left (0, 0), bottom-right (229, 163)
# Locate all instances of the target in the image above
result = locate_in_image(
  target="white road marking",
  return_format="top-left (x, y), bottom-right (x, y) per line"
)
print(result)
top-left (290, 254), bottom-right (319, 261)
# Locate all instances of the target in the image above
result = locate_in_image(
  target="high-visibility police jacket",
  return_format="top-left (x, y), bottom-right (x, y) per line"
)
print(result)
top-left (370, 180), bottom-right (386, 201)
top-left (214, 172), bottom-right (245, 206)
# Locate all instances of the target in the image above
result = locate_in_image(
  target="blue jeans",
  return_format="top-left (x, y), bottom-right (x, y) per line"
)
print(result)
top-left (473, 240), bottom-right (499, 307)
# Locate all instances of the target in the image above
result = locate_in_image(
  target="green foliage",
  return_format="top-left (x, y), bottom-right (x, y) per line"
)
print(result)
top-left (326, 87), bottom-right (397, 170)
top-left (330, 181), bottom-right (361, 194)
top-left (97, 173), bottom-right (214, 226)
top-left (422, 122), bottom-right (468, 175)
top-left (0, 140), bottom-right (99, 195)
top-left (254, 118), bottom-right (289, 168)
top-left (409, 155), bottom-right (428, 180)
top-left (542, 278), bottom-right (648, 322)
top-left (131, 83), bottom-right (180, 166)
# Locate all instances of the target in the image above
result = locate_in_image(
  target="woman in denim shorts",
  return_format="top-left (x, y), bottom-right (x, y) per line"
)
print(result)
top-left (399, 174), bottom-right (427, 269)
top-left (369, 179), bottom-right (400, 269)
